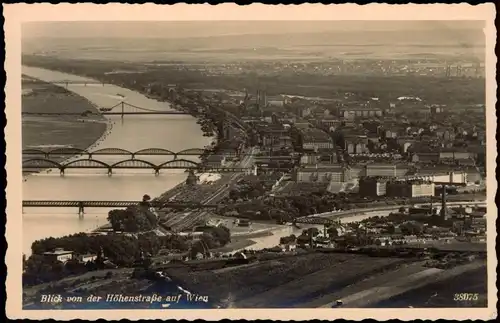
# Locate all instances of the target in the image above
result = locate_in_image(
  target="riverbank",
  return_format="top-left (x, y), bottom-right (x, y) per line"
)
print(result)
top-left (22, 76), bottom-right (109, 162)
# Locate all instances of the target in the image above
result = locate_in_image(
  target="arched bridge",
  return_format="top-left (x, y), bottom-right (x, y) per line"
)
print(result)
top-left (22, 101), bottom-right (189, 117)
top-left (22, 147), bottom-right (220, 159)
top-left (22, 158), bottom-right (251, 175)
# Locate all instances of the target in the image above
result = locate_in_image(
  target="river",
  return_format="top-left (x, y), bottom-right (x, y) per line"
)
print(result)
top-left (22, 66), bottom-right (212, 256)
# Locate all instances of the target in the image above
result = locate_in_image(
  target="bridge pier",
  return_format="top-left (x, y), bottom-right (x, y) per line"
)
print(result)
top-left (155, 169), bottom-right (160, 176)
top-left (78, 202), bottom-right (85, 217)
top-left (60, 169), bottom-right (65, 176)
top-left (108, 169), bottom-right (112, 177)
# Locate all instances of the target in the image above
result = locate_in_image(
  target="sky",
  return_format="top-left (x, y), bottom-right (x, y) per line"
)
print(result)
top-left (22, 21), bottom-right (485, 39)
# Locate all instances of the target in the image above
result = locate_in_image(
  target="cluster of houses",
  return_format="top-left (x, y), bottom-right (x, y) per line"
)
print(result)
top-left (41, 248), bottom-right (98, 264)
top-left (265, 202), bottom-right (487, 254)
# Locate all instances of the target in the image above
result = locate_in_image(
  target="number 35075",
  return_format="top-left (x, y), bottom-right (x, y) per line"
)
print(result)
top-left (454, 293), bottom-right (479, 301)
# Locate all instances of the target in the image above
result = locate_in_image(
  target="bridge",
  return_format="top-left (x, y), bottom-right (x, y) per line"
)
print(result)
top-left (22, 200), bottom-right (219, 216)
top-left (22, 147), bottom-right (222, 159)
top-left (22, 79), bottom-right (108, 87)
top-left (22, 158), bottom-right (254, 175)
top-left (22, 101), bottom-right (189, 117)
top-left (291, 198), bottom-right (486, 226)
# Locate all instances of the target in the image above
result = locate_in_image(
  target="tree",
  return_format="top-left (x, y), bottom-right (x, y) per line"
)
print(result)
top-left (107, 206), bottom-right (156, 233)
top-left (400, 221), bottom-right (424, 235)
top-left (107, 210), bottom-right (123, 231)
top-left (386, 224), bottom-right (396, 234)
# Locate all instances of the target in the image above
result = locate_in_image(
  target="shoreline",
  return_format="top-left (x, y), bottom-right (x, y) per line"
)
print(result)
top-left (22, 76), bottom-right (111, 175)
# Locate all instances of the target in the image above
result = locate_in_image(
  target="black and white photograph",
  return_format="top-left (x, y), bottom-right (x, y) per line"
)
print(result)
top-left (4, 3), bottom-right (497, 321)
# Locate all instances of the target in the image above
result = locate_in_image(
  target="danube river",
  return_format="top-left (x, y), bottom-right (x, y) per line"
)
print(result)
top-left (22, 66), bottom-right (212, 255)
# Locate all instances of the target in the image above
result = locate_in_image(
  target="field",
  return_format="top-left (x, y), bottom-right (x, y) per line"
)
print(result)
top-left (164, 252), bottom-right (412, 307)
top-left (22, 78), bottom-right (108, 154)
top-left (23, 251), bottom-right (487, 309)
top-left (372, 264), bottom-right (487, 308)
top-left (162, 251), bottom-right (488, 308)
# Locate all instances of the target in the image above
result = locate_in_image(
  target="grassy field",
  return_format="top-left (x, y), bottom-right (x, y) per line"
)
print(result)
top-left (371, 262), bottom-right (487, 308)
top-left (22, 78), bottom-right (107, 153)
top-left (164, 252), bottom-right (410, 307)
top-left (22, 252), bottom-right (486, 309)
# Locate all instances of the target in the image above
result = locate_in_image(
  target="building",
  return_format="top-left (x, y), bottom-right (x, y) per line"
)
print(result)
top-left (406, 171), bottom-right (468, 185)
top-left (300, 153), bottom-right (321, 165)
top-left (386, 180), bottom-right (435, 198)
top-left (296, 165), bottom-right (351, 183)
top-left (439, 149), bottom-right (477, 161)
top-left (258, 126), bottom-right (290, 148)
top-left (78, 254), bottom-right (98, 264)
top-left (359, 177), bottom-right (388, 197)
top-left (345, 135), bottom-right (368, 154)
top-left (338, 105), bottom-right (383, 118)
top-left (320, 117), bottom-right (341, 129)
top-left (43, 248), bottom-right (74, 263)
top-left (365, 164), bottom-right (398, 177)
top-left (411, 152), bottom-right (440, 163)
top-left (301, 128), bottom-right (334, 152)
top-left (397, 136), bottom-right (416, 153)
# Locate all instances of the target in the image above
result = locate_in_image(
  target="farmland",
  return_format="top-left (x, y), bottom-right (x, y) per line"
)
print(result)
top-left (164, 252), bottom-right (411, 308)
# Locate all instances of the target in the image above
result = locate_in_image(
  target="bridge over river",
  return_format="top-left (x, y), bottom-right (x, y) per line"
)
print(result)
top-left (22, 157), bottom-right (255, 175)
top-left (22, 101), bottom-right (189, 117)
top-left (22, 200), bottom-right (219, 216)
top-left (21, 147), bottom-right (244, 159)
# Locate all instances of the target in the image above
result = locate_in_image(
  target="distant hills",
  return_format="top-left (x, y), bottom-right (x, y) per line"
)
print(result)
top-left (21, 21), bottom-right (485, 62)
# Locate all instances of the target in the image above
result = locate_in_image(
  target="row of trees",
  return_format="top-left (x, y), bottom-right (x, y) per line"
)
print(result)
top-left (26, 224), bottom-right (233, 285)
top-left (30, 232), bottom-right (189, 266)
top-left (219, 189), bottom-right (444, 223)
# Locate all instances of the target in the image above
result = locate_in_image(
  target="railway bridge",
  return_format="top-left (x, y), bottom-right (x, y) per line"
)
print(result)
top-left (22, 200), bottom-right (219, 216)
top-left (22, 147), bottom-right (226, 160)
top-left (22, 157), bottom-right (253, 175)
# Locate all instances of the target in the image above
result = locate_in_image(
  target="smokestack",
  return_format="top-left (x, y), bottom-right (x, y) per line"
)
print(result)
top-left (440, 185), bottom-right (447, 220)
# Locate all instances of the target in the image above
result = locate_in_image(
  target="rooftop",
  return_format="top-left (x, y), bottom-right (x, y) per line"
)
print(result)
top-left (43, 249), bottom-right (73, 255)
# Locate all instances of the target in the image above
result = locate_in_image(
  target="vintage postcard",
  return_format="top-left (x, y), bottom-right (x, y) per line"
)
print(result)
top-left (4, 3), bottom-right (497, 321)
